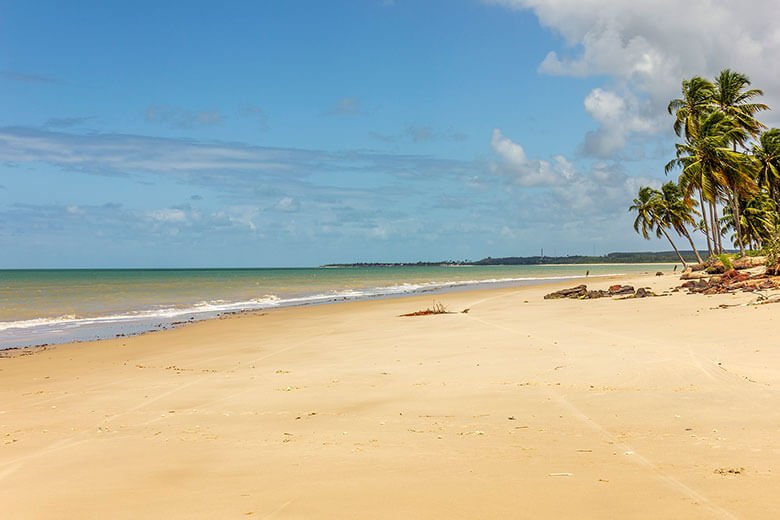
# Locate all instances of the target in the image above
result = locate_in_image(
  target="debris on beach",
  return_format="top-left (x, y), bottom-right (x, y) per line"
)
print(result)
top-left (733, 256), bottom-right (768, 270)
top-left (543, 284), bottom-right (655, 300)
top-left (682, 256), bottom-right (768, 278)
top-left (714, 467), bottom-right (744, 476)
top-left (673, 253), bottom-right (780, 301)
top-left (609, 284), bottom-right (636, 295)
top-left (679, 269), bottom-right (780, 295)
top-left (543, 285), bottom-right (588, 299)
top-left (634, 287), bottom-right (654, 298)
top-left (399, 301), bottom-right (452, 317)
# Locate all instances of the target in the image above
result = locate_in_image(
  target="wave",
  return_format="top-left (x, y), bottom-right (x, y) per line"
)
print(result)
top-left (0, 272), bottom-right (620, 334)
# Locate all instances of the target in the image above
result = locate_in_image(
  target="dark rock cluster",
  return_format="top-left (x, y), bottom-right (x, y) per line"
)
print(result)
top-left (544, 284), bottom-right (655, 300)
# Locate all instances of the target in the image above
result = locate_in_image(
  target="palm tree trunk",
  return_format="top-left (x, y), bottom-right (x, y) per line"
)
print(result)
top-left (728, 191), bottom-right (745, 255)
top-left (659, 227), bottom-right (687, 268)
top-left (698, 190), bottom-right (713, 256)
top-left (682, 228), bottom-right (704, 263)
top-left (708, 201), bottom-right (718, 254)
top-left (712, 202), bottom-right (722, 253)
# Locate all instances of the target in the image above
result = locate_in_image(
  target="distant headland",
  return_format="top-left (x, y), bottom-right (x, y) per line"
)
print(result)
top-left (322, 250), bottom-right (705, 267)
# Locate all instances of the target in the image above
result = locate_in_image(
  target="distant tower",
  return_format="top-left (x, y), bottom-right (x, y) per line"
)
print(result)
top-left (541, 248), bottom-right (544, 259)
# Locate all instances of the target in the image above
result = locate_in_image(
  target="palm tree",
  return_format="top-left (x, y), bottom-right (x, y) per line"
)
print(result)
top-left (753, 128), bottom-right (780, 208)
top-left (668, 76), bottom-right (716, 141)
top-left (667, 111), bottom-right (754, 255)
top-left (629, 186), bottom-right (687, 267)
top-left (712, 70), bottom-right (769, 144)
top-left (659, 181), bottom-right (704, 263)
top-left (663, 70), bottom-right (774, 258)
top-left (711, 70), bottom-right (769, 255)
top-left (667, 77), bottom-right (717, 254)
top-left (720, 192), bottom-right (777, 250)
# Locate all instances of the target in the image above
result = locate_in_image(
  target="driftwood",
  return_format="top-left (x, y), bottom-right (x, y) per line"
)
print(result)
top-left (767, 263), bottom-right (780, 276)
top-left (680, 268), bottom-right (710, 280)
top-left (678, 269), bottom-right (780, 295)
top-left (732, 256), bottom-right (767, 270)
top-left (400, 301), bottom-right (452, 317)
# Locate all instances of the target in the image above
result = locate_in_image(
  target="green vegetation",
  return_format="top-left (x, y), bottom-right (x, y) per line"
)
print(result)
top-left (629, 182), bottom-right (704, 268)
top-left (632, 69), bottom-right (779, 261)
top-left (718, 253), bottom-right (734, 271)
top-left (472, 251), bottom-right (704, 265)
top-left (323, 250), bottom-right (708, 267)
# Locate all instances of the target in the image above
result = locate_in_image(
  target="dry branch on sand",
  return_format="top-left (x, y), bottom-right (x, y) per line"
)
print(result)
top-left (399, 301), bottom-right (451, 317)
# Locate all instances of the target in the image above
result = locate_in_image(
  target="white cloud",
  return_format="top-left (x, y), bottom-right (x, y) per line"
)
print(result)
top-left (582, 88), bottom-right (658, 157)
top-left (488, 0), bottom-right (780, 156)
top-left (490, 128), bottom-right (657, 216)
top-left (274, 196), bottom-right (299, 212)
top-left (0, 127), bottom-right (475, 186)
top-left (490, 128), bottom-right (569, 186)
top-left (491, 128), bottom-right (527, 166)
top-left (146, 208), bottom-right (188, 223)
top-left (221, 206), bottom-right (260, 232)
top-left (136, 204), bottom-right (266, 235)
top-left (0, 128), bottom-right (309, 175)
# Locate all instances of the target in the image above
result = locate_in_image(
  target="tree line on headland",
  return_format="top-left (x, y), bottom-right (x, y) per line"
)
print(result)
top-left (322, 250), bottom-right (706, 267)
top-left (630, 69), bottom-right (780, 268)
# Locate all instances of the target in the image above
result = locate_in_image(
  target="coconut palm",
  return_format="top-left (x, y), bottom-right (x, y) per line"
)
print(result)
top-left (720, 192), bottom-right (777, 250)
top-left (658, 181), bottom-right (704, 263)
top-left (667, 111), bottom-right (755, 254)
top-left (710, 70), bottom-right (768, 254)
top-left (667, 76), bottom-right (717, 254)
top-left (629, 186), bottom-right (687, 267)
top-left (668, 76), bottom-right (716, 141)
top-left (712, 69), bottom-right (769, 145)
top-left (753, 128), bottom-right (780, 208)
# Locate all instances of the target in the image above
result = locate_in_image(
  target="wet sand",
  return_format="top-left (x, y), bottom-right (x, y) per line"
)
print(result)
top-left (1, 272), bottom-right (779, 518)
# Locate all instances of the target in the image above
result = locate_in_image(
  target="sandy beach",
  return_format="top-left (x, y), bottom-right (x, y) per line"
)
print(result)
top-left (2, 272), bottom-right (779, 519)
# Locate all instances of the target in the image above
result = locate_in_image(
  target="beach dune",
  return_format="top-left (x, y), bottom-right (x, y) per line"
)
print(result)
top-left (1, 273), bottom-right (779, 518)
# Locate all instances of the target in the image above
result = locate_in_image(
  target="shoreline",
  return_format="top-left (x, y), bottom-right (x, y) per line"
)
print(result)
top-left (3, 271), bottom-right (777, 518)
top-left (0, 269), bottom-right (649, 352)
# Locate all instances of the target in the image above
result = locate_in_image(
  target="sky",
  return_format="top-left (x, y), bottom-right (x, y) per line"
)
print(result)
top-left (1, 0), bottom-right (779, 267)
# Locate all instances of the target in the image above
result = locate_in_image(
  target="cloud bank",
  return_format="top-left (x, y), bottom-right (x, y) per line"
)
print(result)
top-left (488, 0), bottom-right (780, 156)
top-left (490, 127), bottom-right (656, 222)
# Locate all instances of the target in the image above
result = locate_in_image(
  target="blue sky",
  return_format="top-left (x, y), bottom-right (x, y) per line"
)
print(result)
top-left (1, 0), bottom-right (777, 267)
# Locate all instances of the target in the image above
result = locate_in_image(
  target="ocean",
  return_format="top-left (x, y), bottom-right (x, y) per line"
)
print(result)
top-left (0, 264), bottom-right (672, 349)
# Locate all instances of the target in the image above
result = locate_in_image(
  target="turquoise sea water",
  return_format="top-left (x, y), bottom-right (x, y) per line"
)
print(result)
top-left (0, 264), bottom-right (673, 349)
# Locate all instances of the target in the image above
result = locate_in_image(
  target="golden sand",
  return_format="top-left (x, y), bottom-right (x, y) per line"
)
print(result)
top-left (1, 272), bottom-right (779, 518)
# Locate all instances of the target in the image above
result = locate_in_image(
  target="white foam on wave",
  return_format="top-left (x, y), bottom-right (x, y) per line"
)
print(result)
top-left (0, 273), bottom-right (621, 334)
top-left (0, 296), bottom-right (283, 332)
